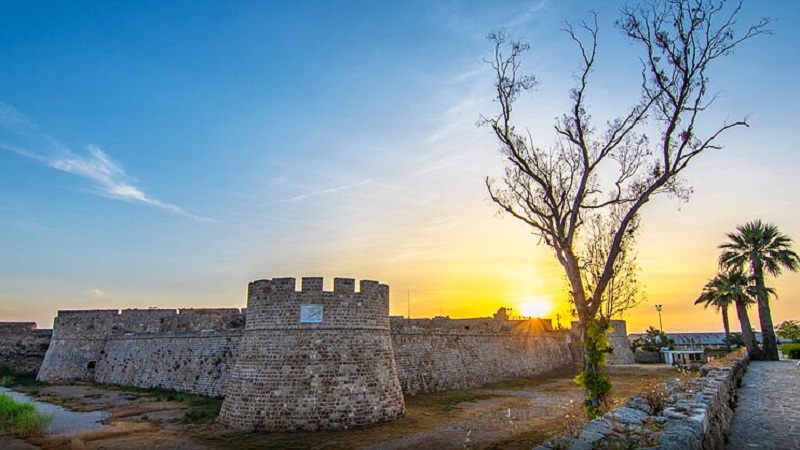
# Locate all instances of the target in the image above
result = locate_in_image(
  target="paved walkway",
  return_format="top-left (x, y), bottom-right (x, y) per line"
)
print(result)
top-left (727, 361), bottom-right (800, 449)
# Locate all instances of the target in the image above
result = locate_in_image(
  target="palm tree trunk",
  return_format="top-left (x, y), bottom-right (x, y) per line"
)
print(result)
top-left (754, 265), bottom-right (779, 360)
top-left (721, 306), bottom-right (731, 352)
top-left (734, 298), bottom-right (761, 360)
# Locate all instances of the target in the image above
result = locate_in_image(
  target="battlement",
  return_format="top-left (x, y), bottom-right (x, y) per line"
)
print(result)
top-left (220, 276), bottom-right (404, 431)
top-left (248, 277), bottom-right (388, 296)
top-left (245, 277), bottom-right (390, 331)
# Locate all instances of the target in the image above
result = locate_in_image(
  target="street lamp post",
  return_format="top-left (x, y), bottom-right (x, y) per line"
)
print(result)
top-left (655, 304), bottom-right (663, 332)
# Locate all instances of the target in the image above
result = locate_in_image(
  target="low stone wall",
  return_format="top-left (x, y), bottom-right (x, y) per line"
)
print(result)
top-left (634, 351), bottom-right (661, 364)
top-left (0, 323), bottom-right (52, 374)
top-left (95, 331), bottom-right (242, 397)
top-left (393, 332), bottom-right (574, 395)
top-left (536, 349), bottom-right (749, 450)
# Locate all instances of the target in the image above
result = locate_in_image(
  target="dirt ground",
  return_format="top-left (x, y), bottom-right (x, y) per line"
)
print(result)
top-left (11, 364), bottom-right (679, 450)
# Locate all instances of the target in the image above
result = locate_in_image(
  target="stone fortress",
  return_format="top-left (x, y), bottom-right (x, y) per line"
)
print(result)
top-left (3, 277), bottom-right (635, 431)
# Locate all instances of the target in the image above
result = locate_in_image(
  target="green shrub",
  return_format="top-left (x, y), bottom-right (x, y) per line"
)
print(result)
top-left (182, 397), bottom-right (223, 424)
top-left (0, 394), bottom-right (52, 437)
top-left (780, 343), bottom-right (800, 359)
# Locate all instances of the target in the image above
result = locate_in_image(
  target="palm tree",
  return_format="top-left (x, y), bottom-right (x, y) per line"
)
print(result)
top-left (695, 276), bottom-right (734, 351)
top-left (696, 270), bottom-right (760, 358)
top-left (719, 220), bottom-right (800, 360)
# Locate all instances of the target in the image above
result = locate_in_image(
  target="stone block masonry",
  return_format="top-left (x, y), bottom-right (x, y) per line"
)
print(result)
top-left (535, 349), bottom-right (750, 450)
top-left (391, 317), bottom-right (574, 395)
top-left (37, 307), bottom-right (245, 393)
top-left (31, 277), bottom-right (631, 431)
top-left (95, 331), bottom-right (241, 397)
top-left (0, 322), bottom-right (52, 374)
top-left (218, 277), bottom-right (406, 431)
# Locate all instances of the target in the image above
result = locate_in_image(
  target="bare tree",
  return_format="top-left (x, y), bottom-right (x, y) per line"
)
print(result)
top-left (583, 205), bottom-right (644, 320)
top-left (482, 0), bottom-right (770, 414)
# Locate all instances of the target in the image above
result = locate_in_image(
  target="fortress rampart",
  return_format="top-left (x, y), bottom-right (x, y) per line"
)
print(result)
top-left (32, 277), bottom-right (636, 431)
top-left (219, 277), bottom-right (405, 431)
top-left (0, 322), bottom-right (52, 374)
top-left (37, 308), bottom-right (244, 385)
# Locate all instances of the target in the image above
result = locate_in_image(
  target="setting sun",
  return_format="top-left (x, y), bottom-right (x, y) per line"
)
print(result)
top-left (518, 297), bottom-right (555, 318)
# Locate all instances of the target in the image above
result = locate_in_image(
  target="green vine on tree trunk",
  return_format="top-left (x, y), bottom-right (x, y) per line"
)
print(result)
top-left (574, 318), bottom-right (612, 418)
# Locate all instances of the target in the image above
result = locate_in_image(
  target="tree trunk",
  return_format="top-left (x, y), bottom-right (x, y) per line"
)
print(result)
top-left (734, 297), bottom-right (761, 360)
top-left (578, 316), bottom-right (609, 418)
top-left (721, 306), bottom-right (731, 352)
top-left (753, 265), bottom-right (779, 360)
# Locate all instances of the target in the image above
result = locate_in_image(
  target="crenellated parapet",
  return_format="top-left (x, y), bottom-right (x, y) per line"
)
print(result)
top-left (243, 277), bottom-right (390, 331)
top-left (219, 277), bottom-right (405, 432)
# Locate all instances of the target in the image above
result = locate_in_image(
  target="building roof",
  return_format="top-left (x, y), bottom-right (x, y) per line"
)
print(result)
top-left (627, 332), bottom-right (790, 346)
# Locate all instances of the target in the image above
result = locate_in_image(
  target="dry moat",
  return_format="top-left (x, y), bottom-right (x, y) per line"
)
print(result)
top-left (2, 365), bottom-right (678, 450)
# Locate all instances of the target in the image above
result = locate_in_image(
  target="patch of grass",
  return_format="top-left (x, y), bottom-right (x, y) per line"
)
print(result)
top-left (0, 393), bottom-right (53, 437)
top-left (182, 397), bottom-right (223, 424)
top-left (98, 384), bottom-right (198, 403)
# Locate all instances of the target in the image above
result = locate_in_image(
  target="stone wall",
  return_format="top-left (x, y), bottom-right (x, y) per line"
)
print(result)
top-left (607, 320), bottom-right (636, 365)
top-left (38, 308), bottom-right (244, 387)
top-left (219, 277), bottom-right (406, 432)
top-left (634, 350), bottom-right (662, 364)
top-left (0, 322), bottom-right (52, 374)
top-left (535, 349), bottom-right (750, 450)
top-left (38, 310), bottom-right (117, 381)
top-left (35, 305), bottom-right (580, 403)
top-left (35, 279), bottom-right (661, 433)
top-left (95, 331), bottom-right (241, 397)
top-left (390, 317), bottom-right (574, 395)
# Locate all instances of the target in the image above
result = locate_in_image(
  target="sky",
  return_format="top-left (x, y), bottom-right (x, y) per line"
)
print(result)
top-left (1, 0), bottom-right (798, 334)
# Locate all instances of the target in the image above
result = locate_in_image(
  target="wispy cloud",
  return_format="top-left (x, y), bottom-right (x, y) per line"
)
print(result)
top-left (412, 73), bottom-right (490, 178)
top-left (88, 288), bottom-right (107, 298)
top-left (266, 178), bottom-right (375, 205)
top-left (505, 0), bottom-right (548, 31)
top-left (0, 103), bottom-right (215, 222)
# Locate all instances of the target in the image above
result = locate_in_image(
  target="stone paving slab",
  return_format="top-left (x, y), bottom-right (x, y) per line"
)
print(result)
top-left (727, 361), bottom-right (800, 450)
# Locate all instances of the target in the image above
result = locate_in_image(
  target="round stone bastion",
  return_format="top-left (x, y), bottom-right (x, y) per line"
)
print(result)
top-left (218, 277), bottom-right (406, 431)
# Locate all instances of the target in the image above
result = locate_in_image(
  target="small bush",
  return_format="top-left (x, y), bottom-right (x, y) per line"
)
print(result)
top-left (182, 397), bottom-right (223, 424)
top-left (780, 343), bottom-right (800, 359)
top-left (0, 393), bottom-right (52, 437)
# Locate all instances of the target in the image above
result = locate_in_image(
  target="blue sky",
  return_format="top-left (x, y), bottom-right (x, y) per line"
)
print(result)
top-left (1, 0), bottom-right (799, 332)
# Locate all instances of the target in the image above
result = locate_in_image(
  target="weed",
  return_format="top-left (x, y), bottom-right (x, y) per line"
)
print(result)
top-left (0, 393), bottom-right (53, 437)
top-left (69, 421), bottom-right (154, 442)
top-left (640, 381), bottom-right (671, 415)
top-left (182, 397), bottom-right (223, 424)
